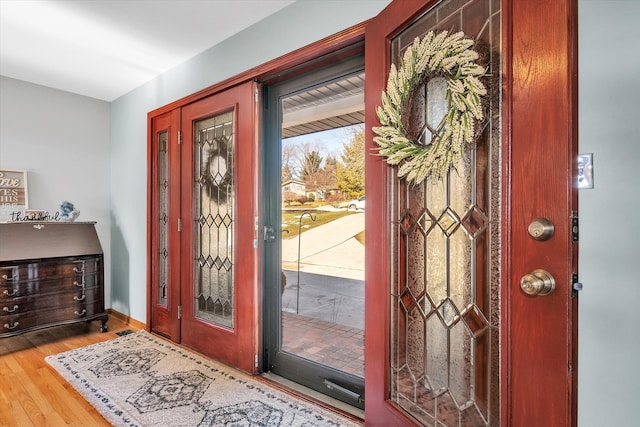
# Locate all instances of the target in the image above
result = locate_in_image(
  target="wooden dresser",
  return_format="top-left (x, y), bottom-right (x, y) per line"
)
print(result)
top-left (0, 222), bottom-right (108, 338)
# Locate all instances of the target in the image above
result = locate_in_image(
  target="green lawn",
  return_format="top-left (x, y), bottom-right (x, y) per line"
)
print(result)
top-left (281, 209), bottom-right (357, 239)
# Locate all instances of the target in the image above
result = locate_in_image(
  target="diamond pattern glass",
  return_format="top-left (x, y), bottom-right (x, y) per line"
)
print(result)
top-left (157, 131), bottom-right (168, 306)
top-left (389, 0), bottom-right (502, 425)
top-left (194, 111), bottom-right (235, 328)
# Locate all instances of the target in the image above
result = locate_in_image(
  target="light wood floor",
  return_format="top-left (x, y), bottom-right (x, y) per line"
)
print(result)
top-left (0, 317), bottom-right (141, 426)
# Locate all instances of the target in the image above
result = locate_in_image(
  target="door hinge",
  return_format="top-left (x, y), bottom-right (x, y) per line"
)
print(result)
top-left (178, 218), bottom-right (182, 232)
top-left (177, 305), bottom-right (182, 319)
top-left (178, 130), bottom-right (182, 145)
top-left (253, 216), bottom-right (259, 248)
top-left (255, 354), bottom-right (259, 370)
top-left (571, 213), bottom-right (579, 241)
top-left (572, 273), bottom-right (583, 294)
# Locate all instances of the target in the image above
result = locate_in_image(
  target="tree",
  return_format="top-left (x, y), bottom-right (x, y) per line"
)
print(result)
top-left (336, 127), bottom-right (365, 198)
top-left (299, 150), bottom-right (323, 182)
top-left (283, 191), bottom-right (298, 207)
top-left (281, 144), bottom-right (296, 181)
top-left (281, 164), bottom-right (294, 182)
top-left (304, 154), bottom-right (338, 200)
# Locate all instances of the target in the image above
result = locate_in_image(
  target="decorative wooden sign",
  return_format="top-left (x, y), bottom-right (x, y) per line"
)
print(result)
top-left (0, 169), bottom-right (28, 222)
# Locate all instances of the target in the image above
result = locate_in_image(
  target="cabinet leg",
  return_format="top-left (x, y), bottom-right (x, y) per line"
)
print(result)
top-left (98, 315), bottom-right (109, 333)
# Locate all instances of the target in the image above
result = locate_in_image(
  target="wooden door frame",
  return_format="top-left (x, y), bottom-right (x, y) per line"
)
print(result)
top-left (364, 0), bottom-right (578, 425)
top-left (146, 23), bottom-right (369, 371)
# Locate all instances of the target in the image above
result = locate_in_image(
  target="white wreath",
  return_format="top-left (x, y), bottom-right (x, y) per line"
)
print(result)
top-left (373, 30), bottom-right (488, 185)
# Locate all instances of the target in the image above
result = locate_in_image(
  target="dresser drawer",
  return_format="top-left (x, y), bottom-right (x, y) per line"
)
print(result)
top-left (0, 294), bottom-right (38, 316)
top-left (1, 311), bottom-right (38, 334)
top-left (36, 287), bottom-right (102, 311)
top-left (1, 301), bottom-right (104, 335)
top-left (1, 275), bottom-right (101, 301)
top-left (0, 289), bottom-right (96, 319)
top-left (37, 300), bottom-right (104, 322)
top-left (0, 282), bottom-right (42, 301)
top-left (0, 257), bottom-right (100, 284)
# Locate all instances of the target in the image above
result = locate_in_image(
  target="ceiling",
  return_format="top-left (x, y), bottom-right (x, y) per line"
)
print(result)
top-left (0, 0), bottom-right (295, 102)
top-left (282, 72), bottom-right (364, 139)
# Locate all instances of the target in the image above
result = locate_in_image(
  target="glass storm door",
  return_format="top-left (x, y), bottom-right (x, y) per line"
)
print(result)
top-left (365, 0), bottom-right (578, 426)
top-left (263, 56), bottom-right (367, 409)
top-left (179, 81), bottom-right (260, 374)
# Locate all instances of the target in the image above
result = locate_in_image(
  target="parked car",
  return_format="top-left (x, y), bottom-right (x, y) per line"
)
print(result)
top-left (348, 196), bottom-right (365, 211)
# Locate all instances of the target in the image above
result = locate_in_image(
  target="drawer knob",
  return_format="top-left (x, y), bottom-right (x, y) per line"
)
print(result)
top-left (73, 295), bottom-right (86, 301)
top-left (74, 309), bottom-right (87, 317)
top-left (2, 274), bottom-right (14, 281)
top-left (3, 289), bottom-right (18, 297)
top-left (73, 281), bottom-right (83, 287)
top-left (3, 305), bottom-right (18, 313)
top-left (4, 322), bottom-right (19, 330)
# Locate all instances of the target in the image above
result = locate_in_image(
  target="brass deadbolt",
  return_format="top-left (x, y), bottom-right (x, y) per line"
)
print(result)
top-left (528, 217), bottom-right (554, 241)
top-left (520, 269), bottom-right (556, 296)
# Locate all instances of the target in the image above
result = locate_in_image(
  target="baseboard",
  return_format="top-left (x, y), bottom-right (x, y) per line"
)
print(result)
top-left (106, 308), bottom-right (146, 330)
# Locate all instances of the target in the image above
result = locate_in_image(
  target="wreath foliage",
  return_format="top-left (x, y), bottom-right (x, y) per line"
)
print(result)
top-left (373, 30), bottom-right (488, 185)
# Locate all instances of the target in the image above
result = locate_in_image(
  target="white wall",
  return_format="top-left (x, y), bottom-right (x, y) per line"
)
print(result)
top-left (109, 0), bottom-right (391, 321)
top-left (0, 76), bottom-right (111, 303)
top-left (578, 1), bottom-right (640, 426)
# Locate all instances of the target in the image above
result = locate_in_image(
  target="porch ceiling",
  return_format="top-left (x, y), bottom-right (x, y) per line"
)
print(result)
top-left (281, 72), bottom-right (365, 139)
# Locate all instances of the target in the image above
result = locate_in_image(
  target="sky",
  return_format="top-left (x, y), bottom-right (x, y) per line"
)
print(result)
top-left (283, 124), bottom-right (363, 160)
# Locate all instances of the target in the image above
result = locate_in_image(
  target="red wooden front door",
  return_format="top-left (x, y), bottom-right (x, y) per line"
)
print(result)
top-left (178, 81), bottom-right (260, 374)
top-left (364, 0), bottom-right (578, 426)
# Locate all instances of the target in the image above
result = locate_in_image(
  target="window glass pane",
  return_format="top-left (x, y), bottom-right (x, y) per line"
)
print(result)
top-left (389, 0), bottom-right (502, 425)
top-left (194, 111), bottom-right (235, 329)
top-left (157, 130), bottom-right (168, 307)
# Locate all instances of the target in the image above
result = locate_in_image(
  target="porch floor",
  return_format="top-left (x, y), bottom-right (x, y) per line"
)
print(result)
top-left (282, 311), bottom-right (364, 377)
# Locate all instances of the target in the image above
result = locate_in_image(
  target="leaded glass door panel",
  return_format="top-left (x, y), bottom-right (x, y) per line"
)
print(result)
top-left (385, 1), bottom-right (501, 424)
top-left (193, 110), bottom-right (235, 329)
top-left (364, 0), bottom-right (578, 426)
top-left (180, 81), bottom-right (260, 374)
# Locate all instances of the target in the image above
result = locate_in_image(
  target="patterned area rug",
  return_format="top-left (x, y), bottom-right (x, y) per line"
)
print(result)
top-left (45, 331), bottom-right (361, 427)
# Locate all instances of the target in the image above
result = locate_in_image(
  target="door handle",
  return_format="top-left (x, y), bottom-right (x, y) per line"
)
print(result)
top-left (323, 379), bottom-right (363, 404)
top-left (520, 269), bottom-right (555, 296)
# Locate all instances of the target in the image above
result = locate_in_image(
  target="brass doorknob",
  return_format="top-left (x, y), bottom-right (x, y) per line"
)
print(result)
top-left (520, 269), bottom-right (556, 296)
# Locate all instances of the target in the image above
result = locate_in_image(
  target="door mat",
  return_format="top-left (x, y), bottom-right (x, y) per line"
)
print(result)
top-left (45, 330), bottom-right (361, 427)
